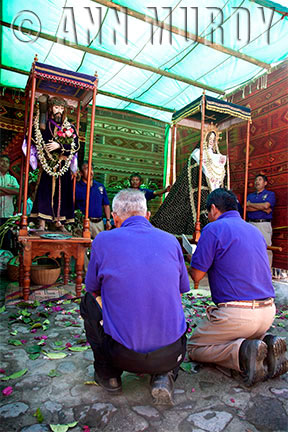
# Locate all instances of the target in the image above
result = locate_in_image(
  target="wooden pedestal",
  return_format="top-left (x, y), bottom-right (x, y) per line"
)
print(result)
top-left (18, 235), bottom-right (91, 301)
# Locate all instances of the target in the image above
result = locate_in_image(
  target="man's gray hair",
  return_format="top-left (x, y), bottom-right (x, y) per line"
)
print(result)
top-left (112, 189), bottom-right (147, 218)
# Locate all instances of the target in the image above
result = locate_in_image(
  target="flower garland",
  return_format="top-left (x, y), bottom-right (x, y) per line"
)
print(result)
top-left (34, 106), bottom-right (78, 178)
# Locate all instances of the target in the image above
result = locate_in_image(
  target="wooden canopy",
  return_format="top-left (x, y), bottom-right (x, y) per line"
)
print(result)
top-left (169, 92), bottom-right (251, 242)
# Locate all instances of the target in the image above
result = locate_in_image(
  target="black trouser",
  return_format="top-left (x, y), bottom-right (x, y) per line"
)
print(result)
top-left (80, 292), bottom-right (187, 380)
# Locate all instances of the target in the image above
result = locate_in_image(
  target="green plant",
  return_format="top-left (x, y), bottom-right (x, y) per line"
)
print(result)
top-left (0, 215), bottom-right (21, 249)
top-left (28, 169), bottom-right (39, 184)
top-left (65, 210), bottom-right (84, 236)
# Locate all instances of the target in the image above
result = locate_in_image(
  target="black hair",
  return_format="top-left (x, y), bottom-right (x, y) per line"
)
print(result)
top-left (80, 160), bottom-right (89, 172)
top-left (80, 160), bottom-right (95, 172)
top-left (129, 173), bottom-right (142, 182)
top-left (255, 173), bottom-right (268, 183)
top-left (206, 188), bottom-right (238, 213)
top-left (0, 154), bottom-right (10, 162)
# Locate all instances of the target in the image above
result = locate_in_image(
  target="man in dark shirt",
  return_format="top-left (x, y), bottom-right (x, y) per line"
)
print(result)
top-left (76, 161), bottom-right (112, 270)
top-left (129, 173), bottom-right (170, 201)
top-left (75, 161), bottom-right (112, 236)
top-left (80, 189), bottom-right (189, 404)
top-left (188, 188), bottom-right (287, 386)
top-left (247, 174), bottom-right (276, 267)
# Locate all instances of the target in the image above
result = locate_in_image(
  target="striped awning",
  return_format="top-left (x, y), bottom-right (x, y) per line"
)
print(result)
top-left (26, 62), bottom-right (98, 107)
top-left (172, 95), bottom-right (251, 125)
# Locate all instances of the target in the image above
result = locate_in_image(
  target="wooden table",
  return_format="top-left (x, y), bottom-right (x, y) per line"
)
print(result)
top-left (18, 234), bottom-right (91, 301)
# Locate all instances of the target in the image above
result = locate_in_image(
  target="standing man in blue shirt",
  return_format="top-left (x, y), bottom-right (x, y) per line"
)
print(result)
top-left (129, 173), bottom-right (170, 201)
top-left (188, 188), bottom-right (287, 386)
top-left (80, 189), bottom-right (189, 404)
top-left (247, 174), bottom-right (276, 267)
top-left (76, 161), bottom-right (112, 235)
top-left (76, 161), bottom-right (112, 270)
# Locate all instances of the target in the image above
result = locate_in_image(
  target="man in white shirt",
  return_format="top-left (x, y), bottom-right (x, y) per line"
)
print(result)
top-left (0, 155), bottom-right (19, 249)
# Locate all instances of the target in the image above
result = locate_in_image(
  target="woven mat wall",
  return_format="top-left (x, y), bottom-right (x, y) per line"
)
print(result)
top-left (85, 108), bottom-right (167, 215)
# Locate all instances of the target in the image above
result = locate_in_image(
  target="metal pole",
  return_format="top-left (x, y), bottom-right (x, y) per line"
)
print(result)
top-left (83, 83), bottom-right (97, 238)
top-left (20, 58), bottom-right (37, 235)
top-left (243, 120), bottom-right (251, 220)
top-left (193, 92), bottom-right (206, 243)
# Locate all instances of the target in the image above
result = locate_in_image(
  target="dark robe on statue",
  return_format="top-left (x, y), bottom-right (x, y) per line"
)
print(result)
top-left (30, 120), bottom-right (78, 223)
top-left (151, 154), bottom-right (212, 235)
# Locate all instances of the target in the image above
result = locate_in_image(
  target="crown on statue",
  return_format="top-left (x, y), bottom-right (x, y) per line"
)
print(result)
top-left (203, 123), bottom-right (221, 144)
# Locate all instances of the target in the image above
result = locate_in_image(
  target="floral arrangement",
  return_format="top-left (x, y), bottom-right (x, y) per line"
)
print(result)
top-left (56, 127), bottom-right (76, 146)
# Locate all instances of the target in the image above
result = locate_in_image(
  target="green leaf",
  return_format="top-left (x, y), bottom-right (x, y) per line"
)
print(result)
top-left (64, 322), bottom-right (73, 327)
top-left (43, 319), bottom-right (50, 325)
top-left (29, 353), bottom-right (40, 360)
top-left (26, 345), bottom-right (42, 354)
top-left (10, 330), bottom-right (18, 336)
top-left (8, 339), bottom-right (22, 346)
top-left (0, 305), bottom-right (6, 314)
top-left (44, 352), bottom-right (67, 360)
top-left (16, 301), bottom-right (31, 308)
top-left (48, 369), bottom-right (62, 378)
top-left (54, 341), bottom-right (63, 346)
top-left (34, 407), bottom-right (44, 423)
top-left (1, 369), bottom-right (28, 381)
top-left (21, 309), bottom-right (31, 317)
top-left (68, 346), bottom-right (88, 352)
top-left (277, 323), bottom-right (285, 328)
top-left (38, 311), bottom-right (49, 318)
top-left (33, 301), bottom-right (41, 307)
top-left (31, 322), bottom-right (43, 329)
top-left (180, 362), bottom-right (193, 374)
top-left (68, 308), bottom-right (77, 314)
top-left (49, 422), bottom-right (78, 432)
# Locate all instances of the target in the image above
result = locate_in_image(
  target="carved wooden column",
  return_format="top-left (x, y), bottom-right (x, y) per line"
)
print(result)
top-left (63, 255), bottom-right (70, 285)
top-left (22, 241), bottom-right (32, 301)
top-left (19, 252), bottom-right (24, 288)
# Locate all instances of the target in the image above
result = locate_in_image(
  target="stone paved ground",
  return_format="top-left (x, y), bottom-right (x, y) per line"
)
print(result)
top-left (0, 280), bottom-right (287, 432)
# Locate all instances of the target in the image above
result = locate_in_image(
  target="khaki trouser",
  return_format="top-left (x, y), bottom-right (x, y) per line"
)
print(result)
top-left (84, 220), bottom-right (105, 272)
top-left (187, 303), bottom-right (276, 371)
top-left (249, 221), bottom-right (273, 267)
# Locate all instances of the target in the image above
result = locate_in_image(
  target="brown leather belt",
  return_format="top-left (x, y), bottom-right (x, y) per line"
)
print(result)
top-left (218, 298), bottom-right (274, 309)
top-left (90, 217), bottom-right (102, 223)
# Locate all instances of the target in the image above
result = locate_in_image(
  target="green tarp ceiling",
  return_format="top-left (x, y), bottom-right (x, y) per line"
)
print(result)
top-left (0, 0), bottom-right (287, 122)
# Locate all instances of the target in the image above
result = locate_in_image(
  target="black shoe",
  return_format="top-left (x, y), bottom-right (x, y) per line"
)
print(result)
top-left (150, 372), bottom-right (174, 405)
top-left (94, 371), bottom-right (122, 393)
top-left (239, 339), bottom-right (268, 386)
top-left (263, 334), bottom-right (288, 378)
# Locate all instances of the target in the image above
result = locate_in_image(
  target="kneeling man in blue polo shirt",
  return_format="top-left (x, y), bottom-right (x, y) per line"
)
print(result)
top-left (80, 188), bottom-right (189, 403)
top-left (188, 188), bottom-right (287, 386)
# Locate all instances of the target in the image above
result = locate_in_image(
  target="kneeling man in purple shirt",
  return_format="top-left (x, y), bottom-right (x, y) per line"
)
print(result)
top-left (188, 188), bottom-right (287, 386)
top-left (80, 188), bottom-right (189, 404)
